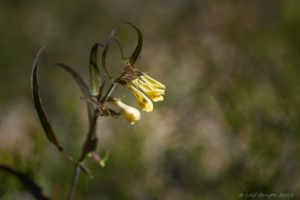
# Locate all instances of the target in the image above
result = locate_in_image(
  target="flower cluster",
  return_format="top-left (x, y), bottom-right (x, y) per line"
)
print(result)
top-left (124, 70), bottom-right (165, 108)
top-left (109, 69), bottom-right (165, 124)
top-left (97, 23), bottom-right (165, 125)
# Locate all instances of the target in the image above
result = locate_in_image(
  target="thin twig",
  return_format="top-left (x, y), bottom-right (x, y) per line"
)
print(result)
top-left (67, 166), bottom-right (80, 200)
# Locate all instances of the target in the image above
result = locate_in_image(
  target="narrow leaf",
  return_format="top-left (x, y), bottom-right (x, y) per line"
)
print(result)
top-left (102, 27), bottom-right (116, 83)
top-left (113, 36), bottom-right (128, 62)
top-left (123, 22), bottom-right (143, 66)
top-left (31, 46), bottom-right (75, 165)
top-left (90, 43), bottom-right (103, 96)
top-left (51, 62), bottom-right (90, 98)
top-left (0, 164), bottom-right (50, 200)
top-left (52, 61), bottom-right (99, 151)
top-left (32, 46), bottom-right (60, 146)
top-left (51, 62), bottom-right (94, 120)
top-left (51, 62), bottom-right (99, 152)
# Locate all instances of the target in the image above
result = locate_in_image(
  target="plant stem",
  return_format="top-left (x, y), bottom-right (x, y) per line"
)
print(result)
top-left (67, 166), bottom-right (80, 200)
top-left (100, 83), bottom-right (117, 104)
top-left (67, 71), bottom-right (126, 200)
top-left (67, 112), bottom-right (98, 200)
top-left (100, 71), bottom-right (127, 104)
top-left (79, 113), bottom-right (99, 162)
top-left (61, 151), bottom-right (77, 166)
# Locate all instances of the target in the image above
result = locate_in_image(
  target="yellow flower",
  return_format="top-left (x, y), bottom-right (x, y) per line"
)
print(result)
top-left (132, 79), bottom-right (164, 102)
top-left (139, 74), bottom-right (165, 90)
top-left (110, 99), bottom-right (141, 125)
top-left (126, 84), bottom-right (153, 112)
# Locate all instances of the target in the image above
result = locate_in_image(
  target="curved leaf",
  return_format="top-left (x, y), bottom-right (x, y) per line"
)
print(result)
top-left (31, 46), bottom-right (75, 165)
top-left (102, 27), bottom-right (116, 83)
top-left (51, 62), bottom-right (90, 97)
top-left (123, 22), bottom-right (143, 66)
top-left (51, 62), bottom-right (99, 152)
top-left (0, 164), bottom-right (50, 200)
top-left (32, 46), bottom-right (58, 145)
top-left (90, 43), bottom-right (103, 96)
top-left (113, 36), bottom-right (128, 62)
top-left (50, 62), bottom-right (93, 120)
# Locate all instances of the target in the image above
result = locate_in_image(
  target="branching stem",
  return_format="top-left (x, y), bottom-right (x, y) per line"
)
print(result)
top-left (67, 71), bottom-right (126, 200)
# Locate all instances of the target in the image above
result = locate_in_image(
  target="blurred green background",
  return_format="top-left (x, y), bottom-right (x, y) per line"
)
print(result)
top-left (1, 0), bottom-right (300, 199)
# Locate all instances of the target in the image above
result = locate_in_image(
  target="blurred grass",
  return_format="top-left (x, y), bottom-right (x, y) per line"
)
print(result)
top-left (1, 0), bottom-right (300, 199)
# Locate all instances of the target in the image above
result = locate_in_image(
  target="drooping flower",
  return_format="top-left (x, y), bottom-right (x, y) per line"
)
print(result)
top-left (139, 74), bottom-right (165, 91)
top-left (131, 79), bottom-right (164, 102)
top-left (109, 98), bottom-right (141, 124)
top-left (125, 84), bottom-right (153, 112)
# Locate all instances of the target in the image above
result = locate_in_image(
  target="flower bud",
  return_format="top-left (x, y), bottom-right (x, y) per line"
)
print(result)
top-left (110, 98), bottom-right (141, 124)
top-left (124, 74), bottom-right (136, 81)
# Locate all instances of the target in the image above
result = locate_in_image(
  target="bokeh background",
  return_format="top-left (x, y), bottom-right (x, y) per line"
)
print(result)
top-left (1, 0), bottom-right (300, 199)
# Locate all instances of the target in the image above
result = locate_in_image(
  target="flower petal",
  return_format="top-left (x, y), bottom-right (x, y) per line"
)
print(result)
top-left (126, 84), bottom-right (153, 112)
top-left (132, 79), bottom-right (165, 102)
top-left (140, 74), bottom-right (165, 90)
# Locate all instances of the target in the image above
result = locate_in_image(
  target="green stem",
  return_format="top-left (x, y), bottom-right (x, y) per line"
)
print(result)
top-left (100, 71), bottom-right (128, 104)
top-left (100, 83), bottom-right (117, 104)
